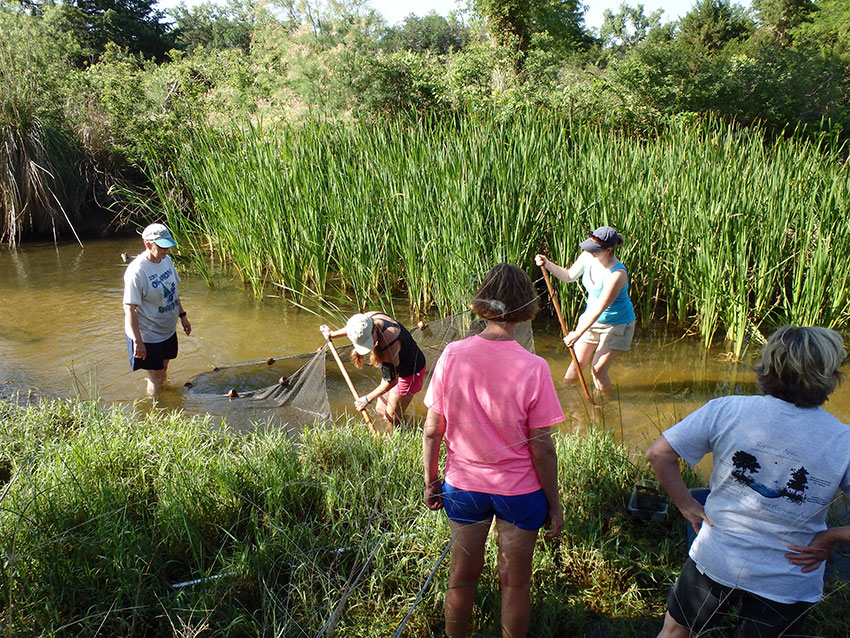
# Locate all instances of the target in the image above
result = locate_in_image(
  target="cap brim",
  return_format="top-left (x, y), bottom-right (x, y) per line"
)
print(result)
top-left (579, 238), bottom-right (601, 253)
top-left (352, 341), bottom-right (373, 355)
top-left (152, 238), bottom-right (177, 248)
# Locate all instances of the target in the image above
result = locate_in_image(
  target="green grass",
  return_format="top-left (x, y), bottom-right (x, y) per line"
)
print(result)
top-left (1, 397), bottom-right (848, 637)
top-left (141, 113), bottom-right (850, 357)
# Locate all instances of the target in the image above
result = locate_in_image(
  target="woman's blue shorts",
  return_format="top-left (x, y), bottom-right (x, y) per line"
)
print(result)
top-left (442, 482), bottom-right (548, 530)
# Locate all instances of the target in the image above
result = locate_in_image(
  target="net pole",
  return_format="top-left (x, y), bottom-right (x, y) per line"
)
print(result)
top-left (539, 263), bottom-right (593, 402)
top-left (323, 335), bottom-right (377, 435)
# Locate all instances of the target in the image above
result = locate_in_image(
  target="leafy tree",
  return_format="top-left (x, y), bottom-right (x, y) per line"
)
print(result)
top-left (600, 2), bottom-right (666, 53)
top-left (169, 0), bottom-right (256, 52)
top-left (356, 50), bottom-right (449, 114)
top-left (791, 0), bottom-right (850, 55)
top-left (51, 0), bottom-right (174, 61)
top-left (752, 0), bottom-right (814, 47)
top-left (609, 38), bottom-right (685, 111)
top-left (678, 0), bottom-right (754, 55)
top-left (443, 38), bottom-right (506, 109)
top-left (472, 0), bottom-right (591, 56)
top-left (250, 0), bottom-right (386, 116)
top-left (381, 11), bottom-right (470, 55)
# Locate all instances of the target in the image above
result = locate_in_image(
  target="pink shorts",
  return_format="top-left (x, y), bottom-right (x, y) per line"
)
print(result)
top-left (395, 367), bottom-right (426, 396)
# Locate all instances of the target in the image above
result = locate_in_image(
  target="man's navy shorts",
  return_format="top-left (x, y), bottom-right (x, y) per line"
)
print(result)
top-left (442, 481), bottom-right (548, 530)
top-left (127, 332), bottom-right (178, 371)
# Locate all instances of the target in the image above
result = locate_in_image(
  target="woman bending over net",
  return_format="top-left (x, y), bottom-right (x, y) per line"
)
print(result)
top-left (320, 312), bottom-right (426, 427)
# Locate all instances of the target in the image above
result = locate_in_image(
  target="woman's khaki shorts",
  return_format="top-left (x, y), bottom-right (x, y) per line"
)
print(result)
top-left (578, 320), bottom-right (635, 351)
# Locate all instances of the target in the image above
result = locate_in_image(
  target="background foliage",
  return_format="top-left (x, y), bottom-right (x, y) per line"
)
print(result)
top-left (2, 0), bottom-right (849, 346)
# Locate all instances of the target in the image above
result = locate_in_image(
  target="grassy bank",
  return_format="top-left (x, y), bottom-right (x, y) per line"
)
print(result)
top-left (1, 397), bottom-right (848, 637)
top-left (142, 115), bottom-right (850, 357)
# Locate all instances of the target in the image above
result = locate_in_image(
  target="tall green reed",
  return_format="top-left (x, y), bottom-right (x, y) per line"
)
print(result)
top-left (141, 114), bottom-right (850, 356)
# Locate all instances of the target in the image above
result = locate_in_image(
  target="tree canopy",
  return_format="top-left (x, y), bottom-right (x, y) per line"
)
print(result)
top-left (381, 12), bottom-right (469, 55)
top-left (52, 0), bottom-right (174, 61)
top-left (472, 0), bottom-right (592, 55)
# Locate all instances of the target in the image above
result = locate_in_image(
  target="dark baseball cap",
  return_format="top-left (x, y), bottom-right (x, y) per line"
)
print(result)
top-left (579, 226), bottom-right (623, 253)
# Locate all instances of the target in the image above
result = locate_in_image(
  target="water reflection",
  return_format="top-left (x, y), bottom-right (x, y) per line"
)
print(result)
top-left (2, 239), bottom-right (849, 463)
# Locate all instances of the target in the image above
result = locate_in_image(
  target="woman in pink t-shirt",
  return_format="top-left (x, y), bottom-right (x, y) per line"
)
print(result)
top-left (423, 263), bottom-right (565, 638)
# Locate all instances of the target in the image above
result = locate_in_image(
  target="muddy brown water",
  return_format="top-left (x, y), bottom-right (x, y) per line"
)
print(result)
top-left (3, 239), bottom-right (850, 473)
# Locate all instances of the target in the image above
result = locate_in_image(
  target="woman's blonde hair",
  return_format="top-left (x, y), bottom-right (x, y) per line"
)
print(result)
top-left (755, 325), bottom-right (845, 407)
top-left (470, 263), bottom-right (539, 323)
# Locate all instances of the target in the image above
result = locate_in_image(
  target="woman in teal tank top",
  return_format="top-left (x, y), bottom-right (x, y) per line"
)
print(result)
top-left (535, 225), bottom-right (635, 394)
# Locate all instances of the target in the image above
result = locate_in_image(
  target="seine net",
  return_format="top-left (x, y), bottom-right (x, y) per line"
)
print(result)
top-left (184, 313), bottom-right (535, 427)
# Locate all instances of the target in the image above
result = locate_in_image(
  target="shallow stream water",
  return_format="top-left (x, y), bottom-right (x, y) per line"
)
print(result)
top-left (3, 239), bottom-right (850, 466)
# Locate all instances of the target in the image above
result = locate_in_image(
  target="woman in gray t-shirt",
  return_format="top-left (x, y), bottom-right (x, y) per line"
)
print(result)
top-left (646, 326), bottom-right (850, 638)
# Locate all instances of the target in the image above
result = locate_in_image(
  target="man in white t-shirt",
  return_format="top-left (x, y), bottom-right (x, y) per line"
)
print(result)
top-left (123, 223), bottom-right (191, 396)
top-left (647, 325), bottom-right (850, 638)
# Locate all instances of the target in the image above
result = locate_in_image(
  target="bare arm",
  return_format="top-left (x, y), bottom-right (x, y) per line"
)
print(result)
top-left (178, 301), bottom-right (191, 336)
top-left (646, 435), bottom-right (711, 534)
top-left (535, 253), bottom-right (587, 284)
top-left (124, 304), bottom-right (146, 360)
top-left (423, 409), bottom-right (447, 510)
top-left (354, 376), bottom-right (398, 411)
top-left (528, 427), bottom-right (564, 538)
top-left (319, 324), bottom-right (347, 339)
top-left (787, 525), bottom-right (850, 573)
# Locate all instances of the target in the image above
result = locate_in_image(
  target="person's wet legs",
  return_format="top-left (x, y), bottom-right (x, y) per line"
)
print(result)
top-left (590, 347), bottom-right (620, 393)
top-left (565, 341), bottom-right (595, 383)
top-left (657, 611), bottom-right (692, 638)
top-left (144, 359), bottom-right (169, 397)
top-left (378, 391), bottom-right (413, 426)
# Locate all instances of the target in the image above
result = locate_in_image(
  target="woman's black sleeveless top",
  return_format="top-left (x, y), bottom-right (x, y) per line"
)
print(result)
top-left (377, 318), bottom-right (426, 378)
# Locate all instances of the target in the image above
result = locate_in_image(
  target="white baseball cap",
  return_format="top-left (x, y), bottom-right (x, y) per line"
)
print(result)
top-left (142, 223), bottom-right (177, 248)
top-left (346, 314), bottom-right (375, 355)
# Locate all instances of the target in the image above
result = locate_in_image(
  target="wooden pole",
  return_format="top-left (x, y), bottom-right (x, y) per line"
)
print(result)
top-left (539, 264), bottom-right (593, 402)
top-left (323, 335), bottom-right (377, 435)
